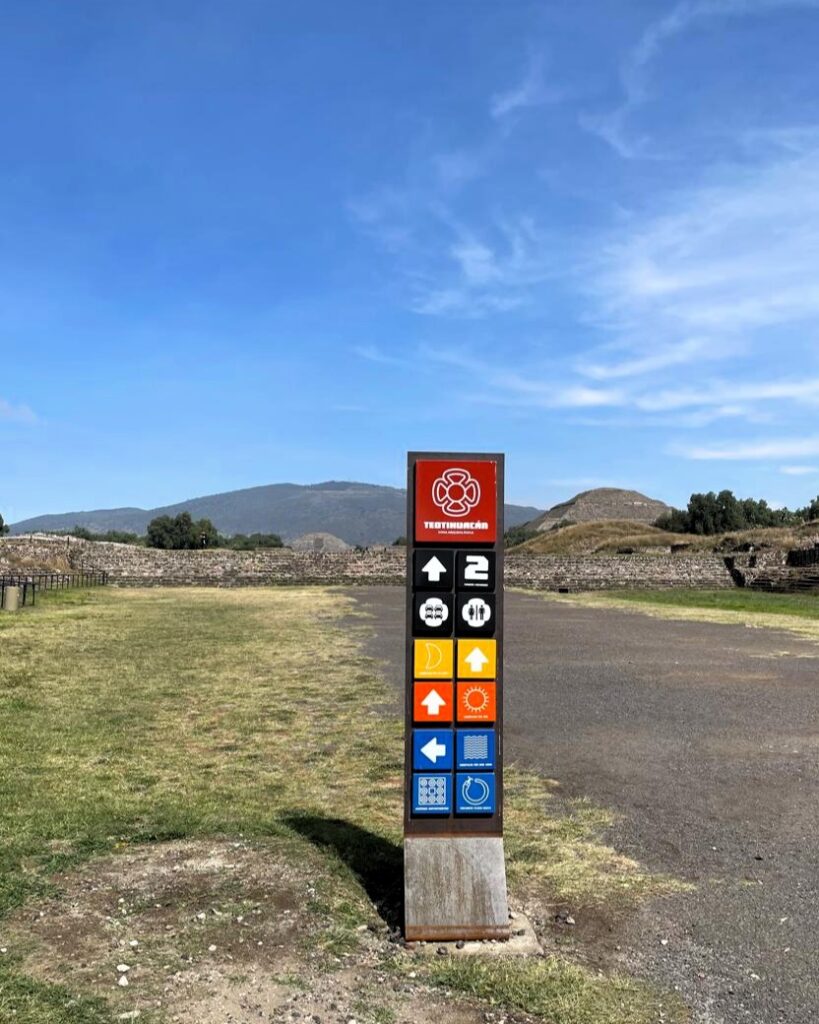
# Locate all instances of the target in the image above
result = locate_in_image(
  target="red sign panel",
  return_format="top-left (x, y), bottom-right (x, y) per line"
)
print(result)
top-left (414, 459), bottom-right (498, 543)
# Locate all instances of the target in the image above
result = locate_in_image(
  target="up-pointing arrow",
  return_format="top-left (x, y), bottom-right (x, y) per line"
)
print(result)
top-left (422, 556), bottom-right (447, 582)
top-left (421, 737), bottom-right (448, 763)
top-left (421, 689), bottom-right (447, 716)
top-left (465, 647), bottom-right (489, 673)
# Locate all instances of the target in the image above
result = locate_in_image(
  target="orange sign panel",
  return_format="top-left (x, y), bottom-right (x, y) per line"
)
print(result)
top-left (457, 638), bottom-right (496, 679)
top-left (457, 681), bottom-right (496, 723)
top-left (413, 682), bottom-right (454, 723)
top-left (414, 638), bottom-right (454, 679)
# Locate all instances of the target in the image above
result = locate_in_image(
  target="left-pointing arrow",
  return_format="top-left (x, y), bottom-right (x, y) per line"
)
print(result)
top-left (422, 556), bottom-right (447, 582)
top-left (420, 737), bottom-right (447, 763)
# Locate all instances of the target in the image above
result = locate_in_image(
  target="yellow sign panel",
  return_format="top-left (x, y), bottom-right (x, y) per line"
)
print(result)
top-left (413, 638), bottom-right (454, 679)
top-left (457, 639), bottom-right (496, 679)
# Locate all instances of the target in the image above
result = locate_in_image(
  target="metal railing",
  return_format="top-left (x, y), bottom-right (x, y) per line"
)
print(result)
top-left (0, 571), bottom-right (109, 608)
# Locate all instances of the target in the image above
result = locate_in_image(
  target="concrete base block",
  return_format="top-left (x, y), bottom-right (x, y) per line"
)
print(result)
top-left (2, 585), bottom-right (20, 612)
top-left (404, 836), bottom-right (510, 941)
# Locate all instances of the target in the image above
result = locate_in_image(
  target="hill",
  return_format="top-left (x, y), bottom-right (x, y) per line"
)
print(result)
top-left (10, 481), bottom-right (542, 548)
top-left (527, 488), bottom-right (671, 532)
top-left (511, 519), bottom-right (819, 555)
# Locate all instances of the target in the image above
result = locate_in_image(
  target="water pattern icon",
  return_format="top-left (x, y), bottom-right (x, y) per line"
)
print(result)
top-left (463, 734), bottom-right (489, 760)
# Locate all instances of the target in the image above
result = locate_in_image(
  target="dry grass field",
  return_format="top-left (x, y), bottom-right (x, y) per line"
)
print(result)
top-left (0, 587), bottom-right (686, 1024)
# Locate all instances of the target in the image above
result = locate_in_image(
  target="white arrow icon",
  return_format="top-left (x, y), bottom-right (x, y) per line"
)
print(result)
top-left (465, 647), bottom-right (489, 673)
top-left (421, 689), bottom-right (447, 716)
top-left (421, 737), bottom-right (448, 764)
top-left (422, 556), bottom-right (447, 582)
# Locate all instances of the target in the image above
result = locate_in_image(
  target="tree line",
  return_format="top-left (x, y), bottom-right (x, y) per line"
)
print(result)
top-left (656, 491), bottom-right (819, 536)
top-left (65, 513), bottom-right (283, 550)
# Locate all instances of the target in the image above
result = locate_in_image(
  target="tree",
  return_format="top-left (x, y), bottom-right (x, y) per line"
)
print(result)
top-left (192, 518), bottom-right (219, 549)
top-left (229, 533), bottom-right (283, 550)
top-left (147, 515), bottom-right (178, 549)
top-left (654, 508), bottom-right (690, 533)
top-left (0, 513), bottom-right (8, 536)
top-left (503, 524), bottom-right (539, 548)
top-left (799, 495), bottom-right (819, 522)
top-left (69, 526), bottom-right (142, 544)
top-left (657, 490), bottom-right (807, 535)
top-left (146, 512), bottom-right (222, 549)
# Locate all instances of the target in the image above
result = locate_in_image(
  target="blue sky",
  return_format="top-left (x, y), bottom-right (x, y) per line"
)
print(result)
top-left (3, 0), bottom-right (819, 522)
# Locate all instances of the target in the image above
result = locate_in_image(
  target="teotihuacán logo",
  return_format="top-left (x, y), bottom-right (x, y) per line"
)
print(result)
top-left (431, 467), bottom-right (481, 519)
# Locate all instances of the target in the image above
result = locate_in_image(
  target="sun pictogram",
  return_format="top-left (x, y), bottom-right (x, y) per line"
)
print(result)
top-left (431, 467), bottom-right (481, 518)
top-left (462, 685), bottom-right (490, 713)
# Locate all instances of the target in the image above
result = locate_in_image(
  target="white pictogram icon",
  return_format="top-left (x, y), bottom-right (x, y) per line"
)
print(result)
top-left (462, 685), bottom-right (490, 713)
top-left (418, 776), bottom-right (448, 806)
top-left (421, 689), bottom-right (447, 716)
top-left (461, 597), bottom-right (491, 628)
top-left (422, 642), bottom-right (443, 672)
top-left (461, 775), bottom-right (490, 807)
top-left (420, 737), bottom-right (448, 764)
top-left (419, 597), bottom-right (449, 627)
top-left (422, 556), bottom-right (448, 582)
top-left (464, 554), bottom-right (489, 583)
top-left (463, 734), bottom-right (489, 760)
top-left (432, 467), bottom-right (481, 518)
top-left (464, 646), bottom-right (489, 673)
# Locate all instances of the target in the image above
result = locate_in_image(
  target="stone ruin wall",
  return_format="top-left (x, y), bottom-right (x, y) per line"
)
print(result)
top-left (1, 534), bottom-right (738, 590)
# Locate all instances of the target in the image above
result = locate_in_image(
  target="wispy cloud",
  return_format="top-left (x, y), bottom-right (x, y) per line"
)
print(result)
top-left (0, 399), bottom-right (37, 424)
top-left (577, 139), bottom-right (819, 424)
top-left (352, 344), bottom-right (413, 369)
top-left (780, 465), bottom-right (817, 475)
top-left (636, 376), bottom-right (819, 412)
top-left (349, 194), bottom-right (537, 318)
top-left (413, 229), bottom-right (556, 316)
top-left (577, 337), bottom-right (712, 380)
top-left (348, 18), bottom-right (819, 456)
top-left (675, 437), bottom-right (819, 460)
top-left (585, 0), bottom-right (819, 158)
top-left (490, 54), bottom-right (563, 120)
top-left (592, 151), bottom-right (819, 334)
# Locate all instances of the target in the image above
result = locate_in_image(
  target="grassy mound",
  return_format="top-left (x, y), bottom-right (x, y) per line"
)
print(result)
top-left (510, 519), bottom-right (819, 556)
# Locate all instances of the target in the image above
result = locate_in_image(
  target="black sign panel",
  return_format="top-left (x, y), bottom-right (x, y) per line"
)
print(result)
top-left (413, 592), bottom-right (455, 636)
top-left (413, 550), bottom-right (455, 591)
top-left (456, 551), bottom-right (495, 591)
top-left (455, 593), bottom-right (496, 638)
top-left (404, 452), bottom-right (504, 838)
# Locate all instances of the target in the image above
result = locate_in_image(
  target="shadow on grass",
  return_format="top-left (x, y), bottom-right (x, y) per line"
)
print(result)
top-left (284, 813), bottom-right (403, 932)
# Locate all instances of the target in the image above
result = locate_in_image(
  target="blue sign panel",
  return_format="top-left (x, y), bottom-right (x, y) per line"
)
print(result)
top-left (412, 773), bottom-right (452, 815)
top-left (413, 729), bottom-right (454, 771)
top-left (455, 729), bottom-right (496, 770)
top-left (456, 772), bottom-right (496, 815)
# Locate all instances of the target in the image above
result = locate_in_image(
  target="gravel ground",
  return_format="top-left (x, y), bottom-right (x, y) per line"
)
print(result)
top-left (348, 586), bottom-right (819, 1024)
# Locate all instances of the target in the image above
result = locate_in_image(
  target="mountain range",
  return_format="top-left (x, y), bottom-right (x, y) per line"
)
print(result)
top-left (10, 481), bottom-right (543, 548)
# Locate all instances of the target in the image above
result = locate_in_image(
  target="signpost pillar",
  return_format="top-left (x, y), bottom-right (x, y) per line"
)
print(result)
top-left (404, 451), bottom-right (510, 941)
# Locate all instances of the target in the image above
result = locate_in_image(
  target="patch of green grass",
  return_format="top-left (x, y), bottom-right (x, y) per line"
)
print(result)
top-left (608, 588), bottom-right (819, 619)
top-left (0, 957), bottom-right (120, 1024)
top-left (538, 588), bottom-right (819, 644)
top-left (422, 956), bottom-right (687, 1024)
top-left (504, 773), bottom-right (684, 905)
